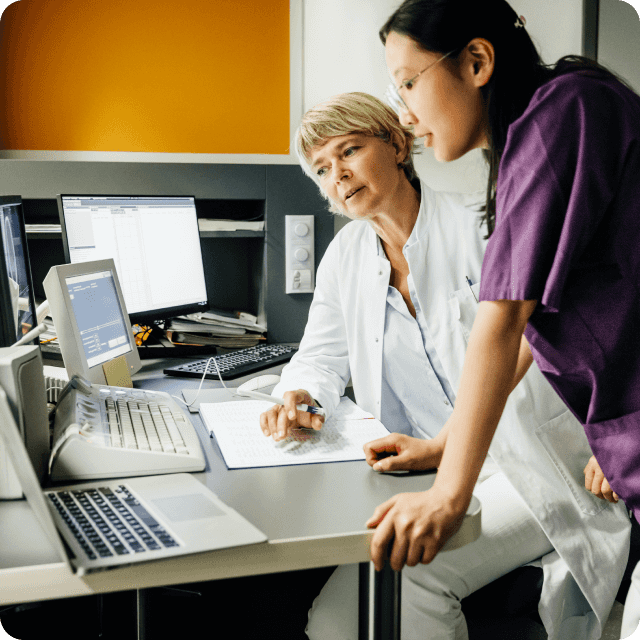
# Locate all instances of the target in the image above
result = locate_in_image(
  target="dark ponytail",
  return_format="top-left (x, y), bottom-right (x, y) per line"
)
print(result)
top-left (380, 0), bottom-right (625, 237)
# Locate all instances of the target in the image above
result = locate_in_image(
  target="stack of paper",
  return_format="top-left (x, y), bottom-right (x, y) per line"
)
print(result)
top-left (200, 397), bottom-right (390, 469)
top-left (165, 307), bottom-right (266, 348)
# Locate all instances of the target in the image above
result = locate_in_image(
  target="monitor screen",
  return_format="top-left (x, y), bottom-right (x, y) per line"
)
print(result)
top-left (65, 269), bottom-right (133, 369)
top-left (43, 259), bottom-right (141, 385)
top-left (58, 195), bottom-right (208, 324)
top-left (0, 196), bottom-right (38, 347)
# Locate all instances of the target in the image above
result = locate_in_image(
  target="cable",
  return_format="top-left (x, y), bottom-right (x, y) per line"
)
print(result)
top-left (12, 322), bottom-right (49, 347)
top-left (171, 356), bottom-right (229, 408)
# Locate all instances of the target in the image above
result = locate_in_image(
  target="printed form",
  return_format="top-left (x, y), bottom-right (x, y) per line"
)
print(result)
top-left (200, 397), bottom-right (390, 469)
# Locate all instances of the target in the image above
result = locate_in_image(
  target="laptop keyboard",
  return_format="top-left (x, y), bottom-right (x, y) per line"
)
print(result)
top-left (47, 485), bottom-right (179, 560)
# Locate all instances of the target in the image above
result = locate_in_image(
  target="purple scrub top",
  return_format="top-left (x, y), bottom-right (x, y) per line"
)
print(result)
top-left (479, 71), bottom-right (640, 518)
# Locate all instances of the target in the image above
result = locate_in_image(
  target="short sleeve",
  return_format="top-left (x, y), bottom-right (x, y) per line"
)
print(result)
top-left (479, 74), bottom-right (634, 312)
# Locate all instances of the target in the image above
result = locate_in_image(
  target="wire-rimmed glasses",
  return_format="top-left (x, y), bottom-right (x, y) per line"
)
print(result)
top-left (385, 50), bottom-right (456, 113)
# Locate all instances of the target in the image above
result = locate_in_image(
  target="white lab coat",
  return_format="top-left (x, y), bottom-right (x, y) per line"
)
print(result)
top-left (273, 182), bottom-right (631, 640)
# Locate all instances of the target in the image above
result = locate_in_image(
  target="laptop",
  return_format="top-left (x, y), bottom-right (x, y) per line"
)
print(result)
top-left (0, 387), bottom-right (267, 576)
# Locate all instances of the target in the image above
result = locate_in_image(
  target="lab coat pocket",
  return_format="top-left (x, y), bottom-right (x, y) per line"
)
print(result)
top-left (536, 410), bottom-right (607, 516)
top-left (449, 283), bottom-right (480, 343)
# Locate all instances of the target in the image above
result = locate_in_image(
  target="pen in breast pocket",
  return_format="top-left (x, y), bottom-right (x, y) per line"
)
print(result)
top-left (465, 276), bottom-right (479, 303)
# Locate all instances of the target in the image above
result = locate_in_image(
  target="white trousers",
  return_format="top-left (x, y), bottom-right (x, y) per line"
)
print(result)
top-left (305, 472), bottom-right (553, 640)
top-left (622, 560), bottom-right (640, 639)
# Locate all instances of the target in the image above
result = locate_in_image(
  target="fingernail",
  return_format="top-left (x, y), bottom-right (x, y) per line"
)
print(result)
top-left (373, 462), bottom-right (381, 471)
top-left (289, 411), bottom-right (296, 419)
top-left (278, 431), bottom-right (284, 438)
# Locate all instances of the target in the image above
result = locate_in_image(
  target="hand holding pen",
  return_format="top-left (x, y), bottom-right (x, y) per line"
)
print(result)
top-left (258, 389), bottom-right (325, 441)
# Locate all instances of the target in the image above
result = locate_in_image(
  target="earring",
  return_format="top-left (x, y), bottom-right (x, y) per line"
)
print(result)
top-left (514, 15), bottom-right (526, 28)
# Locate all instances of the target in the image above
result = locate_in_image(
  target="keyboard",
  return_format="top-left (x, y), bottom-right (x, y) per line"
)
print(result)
top-left (163, 343), bottom-right (298, 380)
top-left (44, 364), bottom-right (69, 403)
top-left (47, 484), bottom-right (179, 559)
top-left (50, 385), bottom-right (205, 481)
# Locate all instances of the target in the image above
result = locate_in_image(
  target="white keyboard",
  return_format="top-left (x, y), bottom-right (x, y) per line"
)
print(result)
top-left (50, 384), bottom-right (205, 481)
top-left (43, 365), bottom-right (69, 404)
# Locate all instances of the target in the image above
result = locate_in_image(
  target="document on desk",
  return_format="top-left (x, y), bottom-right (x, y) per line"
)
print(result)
top-left (199, 397), bottom-right (390, 469)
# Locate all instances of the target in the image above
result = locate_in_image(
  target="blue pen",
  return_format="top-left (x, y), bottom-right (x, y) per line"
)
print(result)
top-left (465, 276), bottom-right (479, 303)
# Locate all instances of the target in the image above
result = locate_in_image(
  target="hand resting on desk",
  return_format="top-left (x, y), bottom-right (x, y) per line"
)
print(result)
top-left (364, 434), bottom-right (464, 571)
top-left (364, 433), bottom-right (442, 473)
top-left (259, 389), bottom-right (324, 441)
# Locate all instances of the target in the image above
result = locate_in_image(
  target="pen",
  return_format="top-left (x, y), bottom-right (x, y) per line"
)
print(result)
top-left (235, 389), bottom-right (327, 417)
top-left (465, 276), bottom-right (479, 303)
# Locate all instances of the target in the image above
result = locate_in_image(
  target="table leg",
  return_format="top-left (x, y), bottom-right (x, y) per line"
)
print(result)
top-left (358, 562), bottom-right (401, 640)
top-left (136, 589), bottom-right (150, 640)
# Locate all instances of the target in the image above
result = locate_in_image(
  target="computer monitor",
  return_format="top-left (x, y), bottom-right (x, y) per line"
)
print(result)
top-left (42, 259), bottom-right (141, 385)
top-left (0, 196), bottom-right (38, 348)
top-left (57, 195), bottom-right (208, 324)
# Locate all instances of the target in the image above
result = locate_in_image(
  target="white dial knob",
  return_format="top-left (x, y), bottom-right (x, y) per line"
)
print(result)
top-left (295, 223), bottom-right (309, 237)
top-left (294, 248), bottom-right (309, 261)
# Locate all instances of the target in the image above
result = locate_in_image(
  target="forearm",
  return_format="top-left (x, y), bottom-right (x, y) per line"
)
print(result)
top-left (431, 320), bottom-right (534, 462)
top-left (433, 300), bottom-right (536, 507)
top-left (511, 334), bottom-right (534, 392)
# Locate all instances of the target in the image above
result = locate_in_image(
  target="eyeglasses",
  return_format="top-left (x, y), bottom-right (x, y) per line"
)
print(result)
top-left (385, 50), bottom-right (456, 113)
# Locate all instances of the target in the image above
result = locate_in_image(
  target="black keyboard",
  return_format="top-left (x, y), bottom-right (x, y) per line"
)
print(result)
top-left (163, 344), bottom-right (298, 381)
top-left (47, 485), bottom-right (179, 560)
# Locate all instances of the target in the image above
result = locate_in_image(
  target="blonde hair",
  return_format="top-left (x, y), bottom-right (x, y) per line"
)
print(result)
top-left (294, 92), bottom-right (417, 213)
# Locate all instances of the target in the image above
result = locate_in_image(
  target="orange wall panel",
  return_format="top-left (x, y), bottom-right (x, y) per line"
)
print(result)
top-left (0, 0), bottom-right (290, 154)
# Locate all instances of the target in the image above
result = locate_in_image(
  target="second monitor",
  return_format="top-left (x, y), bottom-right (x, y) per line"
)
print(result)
top-left (57, 195), bottom-right (208, 325)
top-left (43, 259), bottom-right (141, 385)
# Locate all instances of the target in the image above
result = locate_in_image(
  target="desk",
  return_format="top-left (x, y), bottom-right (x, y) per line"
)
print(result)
top-left (0, 358), bottom-right (481, 640)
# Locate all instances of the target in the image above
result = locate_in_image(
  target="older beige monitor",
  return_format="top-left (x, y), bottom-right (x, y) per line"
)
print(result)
top-left (43, 259), bottom-right (141, 385)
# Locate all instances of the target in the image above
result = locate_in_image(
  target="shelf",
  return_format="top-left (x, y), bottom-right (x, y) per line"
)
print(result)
top-left (199, 230), bottom-right (264, 238)
top-left (25, 228), bottom-right (265, 239)
top-left (25, 228), bottom-right (61, 239)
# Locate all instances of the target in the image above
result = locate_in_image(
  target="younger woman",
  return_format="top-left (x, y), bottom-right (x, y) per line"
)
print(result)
top-left (372, 0), bottom-right (640, 635)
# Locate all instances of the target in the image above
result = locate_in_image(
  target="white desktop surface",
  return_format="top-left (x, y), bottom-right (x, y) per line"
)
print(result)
top-left (0, 358), bottom-right (480, 606)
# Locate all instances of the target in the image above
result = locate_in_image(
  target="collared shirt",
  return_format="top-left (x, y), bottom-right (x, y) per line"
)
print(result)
top-left (377, 232), bottom-right (456, 440)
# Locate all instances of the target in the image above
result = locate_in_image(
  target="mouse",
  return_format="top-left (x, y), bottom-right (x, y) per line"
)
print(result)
top-left (236, 374), bottom-right (281, 393)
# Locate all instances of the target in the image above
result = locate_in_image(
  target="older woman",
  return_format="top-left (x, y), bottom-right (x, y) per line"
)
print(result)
top-left (260, 93), bottom-right (630, 640)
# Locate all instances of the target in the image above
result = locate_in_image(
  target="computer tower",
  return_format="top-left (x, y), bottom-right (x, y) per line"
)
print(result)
top-left (0, 345), bottom-right (49, 498)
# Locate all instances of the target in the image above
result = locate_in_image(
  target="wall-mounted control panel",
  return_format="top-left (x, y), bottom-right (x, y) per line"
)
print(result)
top-left (285, 215), bottom-right (315, 294)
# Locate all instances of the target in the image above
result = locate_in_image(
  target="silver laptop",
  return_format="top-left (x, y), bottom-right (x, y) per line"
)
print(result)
top-left (0, 388), bottom-right (267, 576)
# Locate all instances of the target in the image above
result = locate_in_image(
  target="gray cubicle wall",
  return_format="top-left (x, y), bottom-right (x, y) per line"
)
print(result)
top-left (0, 160), bottom-right (333, 343)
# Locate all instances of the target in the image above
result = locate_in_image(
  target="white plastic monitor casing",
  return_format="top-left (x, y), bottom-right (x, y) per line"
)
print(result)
top-left (43, 259), bottom-right (141, 385)
top-left (0, 345), bottom-right (49, 497)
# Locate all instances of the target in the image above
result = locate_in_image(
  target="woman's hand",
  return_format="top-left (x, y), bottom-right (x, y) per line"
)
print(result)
top-left (363, 433), bottom-right (442, 473)
top-left (584, 455), bottom-right (619, 503)
top-left (259, 389), bottom-right (324, 441)
top-left (366, 484), bottom-right (467, 572)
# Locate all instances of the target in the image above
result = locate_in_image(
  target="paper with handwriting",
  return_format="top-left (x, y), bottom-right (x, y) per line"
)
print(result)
top-left (199, 397), bottom-right (389, 469)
